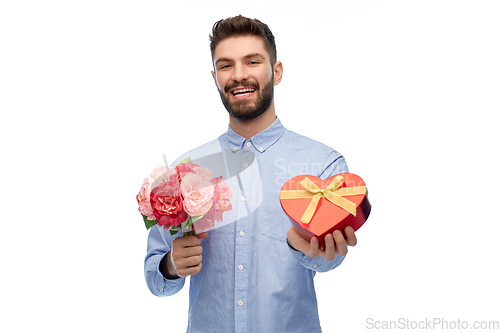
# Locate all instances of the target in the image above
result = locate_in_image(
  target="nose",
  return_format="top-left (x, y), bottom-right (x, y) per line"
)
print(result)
top-left (231, 63), bottom-right (249, 82)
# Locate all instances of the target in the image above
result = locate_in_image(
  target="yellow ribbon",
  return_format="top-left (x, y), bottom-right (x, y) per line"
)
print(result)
top-left (280, 175), bottom-right (367, 224)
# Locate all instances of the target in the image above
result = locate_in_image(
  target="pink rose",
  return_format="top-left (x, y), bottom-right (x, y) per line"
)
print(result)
top-left (176, 162), bottom-right (213, 180)
top-left (149, 174), bottom-right (187, 227)
top-left (194, 176), bottom-right (233, 230)
top-left (192, 166), bottom-right (213, 180)
top-left (150, 166), bottom-right (171, 182)
top-left (176, 162), bottom-right (197, 179)
top-left (137, 178), bottom-right (155, 220)
top-left (180, 172), bottom-right (214, 216)
top-left (209, 176), bottom-right (233, 222)
top-left (211, 177), bottom-right (233, 214)
top-left (137, 166), bottom-right (176, 221)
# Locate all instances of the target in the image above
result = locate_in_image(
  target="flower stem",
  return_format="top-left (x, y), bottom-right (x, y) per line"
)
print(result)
top-left (181, 218), bottom-right (196, 237)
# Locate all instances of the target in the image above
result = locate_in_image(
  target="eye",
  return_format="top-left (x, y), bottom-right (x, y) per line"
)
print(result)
top-left (219, 64), bottom-right (231, 70)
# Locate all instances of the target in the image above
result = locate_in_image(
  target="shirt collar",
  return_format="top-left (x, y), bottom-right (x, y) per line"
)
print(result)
top-left (226, 117), bottom-right (285, 153)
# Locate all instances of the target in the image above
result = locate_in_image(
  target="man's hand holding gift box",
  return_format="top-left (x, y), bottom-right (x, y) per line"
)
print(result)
top-left (281, 172), bottom-right (371, 258)
top-left (287, 224), bottom-right (357, 260)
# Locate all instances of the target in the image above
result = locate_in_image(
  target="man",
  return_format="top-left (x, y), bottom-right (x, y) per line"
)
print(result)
top-left (145, 15), bottom-right (357, 333)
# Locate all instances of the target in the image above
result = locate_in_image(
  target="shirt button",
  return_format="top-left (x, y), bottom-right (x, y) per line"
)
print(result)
top-left (238, 265), bottom-right (243, 271)
top-left (232, 147), bottom-right (238, 151)
top-left (238, 300), bottom-right (243, 306)
top-left (243, 163), bottom-right (248, 168)
top-left (313, 265), bottom-right (318, 269)
top-left (239, 230), bottom-right (245, 237)
top-left (259, 147), bottom-right (263, 152)
top-left (246, 142), bottom-right (252, 147)
top-left (240, 196), bottom-right (246, 202)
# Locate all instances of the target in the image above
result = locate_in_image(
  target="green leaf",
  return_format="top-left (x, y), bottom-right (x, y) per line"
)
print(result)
top-left (143, 215), bottom-right (158, 230)
top-left (170, 229), bottom-right (179, 236)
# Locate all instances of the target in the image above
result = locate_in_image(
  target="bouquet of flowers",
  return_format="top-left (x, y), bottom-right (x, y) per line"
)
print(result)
top-left (137, 160), bottom-right (233, 235)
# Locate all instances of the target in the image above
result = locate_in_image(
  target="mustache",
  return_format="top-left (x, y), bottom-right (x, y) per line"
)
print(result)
top-left (224, 82), bottom-right (260, 93)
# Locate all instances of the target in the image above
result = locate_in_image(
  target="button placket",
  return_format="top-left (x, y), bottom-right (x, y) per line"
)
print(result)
top-left (234, 215), bottom-right (248, 330)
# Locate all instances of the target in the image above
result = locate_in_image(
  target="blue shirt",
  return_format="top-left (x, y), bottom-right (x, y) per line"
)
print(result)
top-left (144, 117), bottom-right (349, 333)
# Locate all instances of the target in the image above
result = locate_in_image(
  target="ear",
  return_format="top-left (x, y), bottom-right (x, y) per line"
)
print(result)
top-left (273, 61), bottom-right (283, 86)
top-left (211, 70), bottom-right (218, 88)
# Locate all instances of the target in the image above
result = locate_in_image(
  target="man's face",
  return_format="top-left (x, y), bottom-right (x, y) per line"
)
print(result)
top-left (211, 35), bottom-right (277, 120)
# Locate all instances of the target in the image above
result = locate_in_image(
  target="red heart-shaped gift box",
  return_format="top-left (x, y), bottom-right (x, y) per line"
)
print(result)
top-left (280, 173), bottom-right (371, 250)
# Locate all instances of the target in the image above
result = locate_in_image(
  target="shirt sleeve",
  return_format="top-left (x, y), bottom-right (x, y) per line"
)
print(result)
top-left (320, 153), bottom-right (349, 178)
top-left (144, 225), bottom-right (186, 296)
top-left (287, 242), bottom-right (345, 272)
top-left (287, 150), bottom-right (349, 272)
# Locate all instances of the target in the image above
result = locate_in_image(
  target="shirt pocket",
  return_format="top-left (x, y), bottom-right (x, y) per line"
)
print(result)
top-left (261, 199), bottom-right (291, 243)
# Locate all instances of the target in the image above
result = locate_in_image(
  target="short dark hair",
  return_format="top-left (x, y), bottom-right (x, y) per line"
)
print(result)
top-left (209, 15), bottom-right (277, 65)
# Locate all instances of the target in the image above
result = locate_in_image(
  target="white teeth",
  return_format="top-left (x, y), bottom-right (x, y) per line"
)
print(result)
top-left (233, 88), bottom-right (255, 95)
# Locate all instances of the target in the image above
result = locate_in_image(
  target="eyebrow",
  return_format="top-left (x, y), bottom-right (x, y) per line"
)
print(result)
top-left (244, 53), bottom-right (265, 60)
top-left (215, 53), bottom-right (266, 66)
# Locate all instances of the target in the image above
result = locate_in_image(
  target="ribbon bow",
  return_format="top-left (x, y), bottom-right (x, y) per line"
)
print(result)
top-left (280, 175), bottom-right (367, 224)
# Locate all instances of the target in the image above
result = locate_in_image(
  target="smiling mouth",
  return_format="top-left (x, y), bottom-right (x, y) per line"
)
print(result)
top-left (230, 87), bottom-right (257, 99)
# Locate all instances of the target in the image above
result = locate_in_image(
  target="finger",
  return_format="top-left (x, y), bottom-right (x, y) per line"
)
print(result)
top-left (322, 234), bottom-right (337, 261)
top-left (344, 226), bottom-right (357, 246)
top-left (173, 235), bottom-right (201, 248)
top-left (333, 230), bottom-right (348, 256)
top-left (175, 245), bottom-right (202, 259)
top-left (174, 253), bottom-right (202, 275)
top-left (176, 254), bottom-right (202, 268)
top-left (177, 262), bottom-right (202, 277)
top-left (287, 227), bottom-right (312, 253)
top-left (308, 237), bottom-right (320, 258)
top-left (196, 232), bottom-right (208, 240)
top-left (171, 237), bottom-right (202, 260)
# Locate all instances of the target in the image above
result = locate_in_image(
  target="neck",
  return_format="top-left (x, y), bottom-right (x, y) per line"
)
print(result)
top-left (229, 101), bottom-right (276, 139)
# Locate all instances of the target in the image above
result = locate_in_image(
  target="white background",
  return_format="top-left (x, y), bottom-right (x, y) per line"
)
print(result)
top-left (1, 1), bottom-right (499, 332)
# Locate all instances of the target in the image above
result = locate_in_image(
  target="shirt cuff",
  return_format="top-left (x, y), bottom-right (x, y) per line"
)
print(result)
top-left (287, 238), bottom-right (345, 272)
top-left (154, 253), bottom-right (185, 295)
top-left (165, 250), bottom-right (182, 278)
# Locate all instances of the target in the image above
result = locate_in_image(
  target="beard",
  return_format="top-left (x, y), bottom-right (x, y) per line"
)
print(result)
top-left (218, 76), bottom-right (274, 121)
